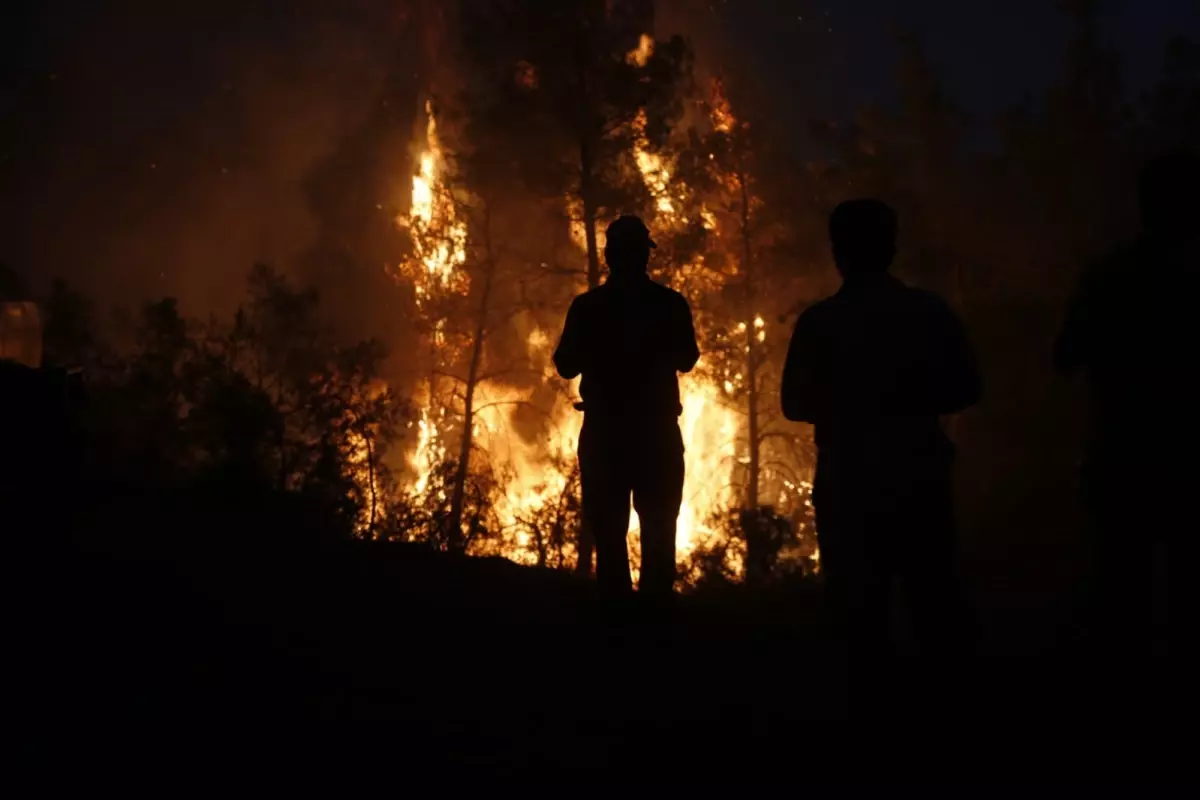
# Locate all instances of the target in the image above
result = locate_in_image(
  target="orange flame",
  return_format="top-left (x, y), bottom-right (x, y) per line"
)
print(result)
top-left (401, 101), bottom-right (468, 307)
top-left (626, 33), bottom-right (654, 67)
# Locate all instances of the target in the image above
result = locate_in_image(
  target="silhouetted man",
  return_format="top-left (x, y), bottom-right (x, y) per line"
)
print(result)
top-left (782, 199), bottom-right (981, 658)
top-left (554, 215), bottom-right (700, 599)
top-left (1055, 152), bottom-right (1200, 652)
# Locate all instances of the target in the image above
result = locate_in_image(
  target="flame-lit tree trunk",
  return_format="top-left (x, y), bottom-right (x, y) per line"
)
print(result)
top-left (687, 81), bottom-right (806, 585)
top-left (573, 55), bottom-right (601, 576)
top-left (735, 161), bottom-right (770, 587)
top-left (738, 165), bottom-right (761, 513)
top-left (580, 137), bottom-right (603, 291)
top-left (447, 225), bottom-right (497, 552)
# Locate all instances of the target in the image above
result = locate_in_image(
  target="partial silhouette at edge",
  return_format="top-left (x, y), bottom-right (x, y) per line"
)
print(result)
top-left (1055, 151), bottom-right (1200, 655)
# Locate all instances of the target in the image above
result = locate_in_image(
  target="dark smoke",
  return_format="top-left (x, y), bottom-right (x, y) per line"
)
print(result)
top-left (1, 0), bottom-right (419, 322)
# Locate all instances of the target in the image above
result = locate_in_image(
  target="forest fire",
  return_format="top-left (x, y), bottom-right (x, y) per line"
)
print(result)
top-left (393, 103), bottom-right (744, 576)
top-left (396, 99), bottom-right (586, 563)
top-left (10, 3), bottom-right (1192, 759)
top-left (388, 33), bottom-right (817, 582)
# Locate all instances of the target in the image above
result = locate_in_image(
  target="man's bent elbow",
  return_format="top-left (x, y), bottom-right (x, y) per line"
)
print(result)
top-left (553, 351), bottom-right (581, 380)
top-left (781, 394), bottom-right (812, 424)
top-left (941, 380), bottom-right (981, 415)
top-left (677, 349), bottom-right (700, 374)
top-left (1053, 335), bottom-right (1083, 375)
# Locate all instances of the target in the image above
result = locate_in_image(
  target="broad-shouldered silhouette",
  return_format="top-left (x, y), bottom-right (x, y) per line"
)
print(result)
top-left (782, 199), bottom-right (981, 657)
top-left (554, 215), bottom-right (700, 598)
top-left (1055, 152), bottom-right (1200, 651)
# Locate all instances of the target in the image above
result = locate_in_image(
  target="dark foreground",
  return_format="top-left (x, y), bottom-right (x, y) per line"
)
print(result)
top-left (11, 496), bottom-right (1197, 787)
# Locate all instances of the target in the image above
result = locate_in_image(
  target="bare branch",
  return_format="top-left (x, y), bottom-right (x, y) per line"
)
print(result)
top-left (532, 263), bottom-right (589, 279)
top-left (431, 369), bottom-right (468, 385)
top-left (756, 430), bottom-right (801, 447)
top-left (473, 399), bottom-right (552, 418)
top-left (475, 367), bottom-right (543, 385)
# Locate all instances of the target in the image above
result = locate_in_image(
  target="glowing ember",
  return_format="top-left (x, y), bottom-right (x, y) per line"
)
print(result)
top-left (567, 195), bottom-right (603, 255)
top-left (626, 33), bottom-right (654, 67)
top-left (632, 109), bottom-right (677, 215)
top-left (710, 79), bottom-right (735, 133)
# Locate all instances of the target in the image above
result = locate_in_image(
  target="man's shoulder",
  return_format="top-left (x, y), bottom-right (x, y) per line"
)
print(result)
top-left (572, 285), bottom-right (610, 309)
top-left (635, 279), bottom-right (691, 315)
top-left (902, 284), bottom-right (956, 316)
top-left (831, 278), bottom-right (957, 322)
top-left (586, 277), bottom-right (689, 311)
top-left (1070, 242), bottom-right (1141, 304)
top-left (796, 295), bottom-right (839, 325)
top-left (646, 278), bottom-right (688, 304)
top-left (1101, 240), bottom-right (1154, 284)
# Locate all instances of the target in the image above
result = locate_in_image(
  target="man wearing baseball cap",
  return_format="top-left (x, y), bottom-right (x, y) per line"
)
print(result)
top-left (554, 215), bottom-right (700, 600)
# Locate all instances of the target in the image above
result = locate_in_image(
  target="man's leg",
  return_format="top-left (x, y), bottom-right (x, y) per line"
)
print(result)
top-left (897, 475), bottom-right (973, 659)
top-left (579, 422), bottom-right (633, 596)
top-left (815, 485), bottom-right (891, 662)
top-left (1085, 466), bottom-right (1153, 655)
top-left (632, 423), bottom-right (685, 600)
top-left (1164, 508), bottom-right (1197, 661)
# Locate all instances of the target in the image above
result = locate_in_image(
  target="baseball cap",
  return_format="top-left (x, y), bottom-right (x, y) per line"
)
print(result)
top-left (605, 215), bottom-right (657, 249)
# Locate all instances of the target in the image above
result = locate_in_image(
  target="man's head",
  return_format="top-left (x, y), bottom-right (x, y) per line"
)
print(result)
top-left (1140, 151), bottom-right (1200, 242)
top-left (829, 199), bottom-right (897, 278)
top-left (604, 215), bottom-right (656, 278)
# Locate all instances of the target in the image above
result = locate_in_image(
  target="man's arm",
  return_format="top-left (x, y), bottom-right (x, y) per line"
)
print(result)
top-left (1054, 265), bottom-right (1099, 375)
top-left (553, 297), bottom-right (587, 380)
top-left (675, 295), bottom-right (701, 374)
top-left (931, 299), bottom-right (982, 415)
top-left (780, 308), bottom-right (831, 424)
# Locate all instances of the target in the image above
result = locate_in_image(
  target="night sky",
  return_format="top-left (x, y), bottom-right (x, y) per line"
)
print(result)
top-left (704, 0), bottom-right (1199, 124)
top-left (1, 0), bottom-right (1196, 310)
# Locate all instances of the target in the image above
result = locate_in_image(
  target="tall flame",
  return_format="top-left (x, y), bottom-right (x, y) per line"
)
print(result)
top-left (710, 78), bottom-right (735, 134)
top-left (402, 101), bottom-right (464, 490)
top-left (632, 109), bottom-right (677, 215)
top-left (673, 377), bottom-right (739, 557)
top-left (403, 101), bottom-right (468, 307)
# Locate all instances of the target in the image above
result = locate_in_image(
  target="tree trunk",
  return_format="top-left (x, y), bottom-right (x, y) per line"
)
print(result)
top-left (739, 168), bottom-right (760, 512)
top-left (745, 327), bottom-right (760, 511)
top-left (738, 167), bottom-right (765, 586)
top-left (447, 253), bottom-right (495, 552)
top-left (365, 434), bottom-right (378, 537)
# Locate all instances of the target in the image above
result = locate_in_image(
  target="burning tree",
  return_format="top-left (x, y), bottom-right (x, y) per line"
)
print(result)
top-left (393, 98), bottom-right (586, 559)
top-left (679, 80), bottom-right (821, 583)
top-left (388, 4), bottom-right (818, 585)
top-left (459, 1), bottom-right (687, 288)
